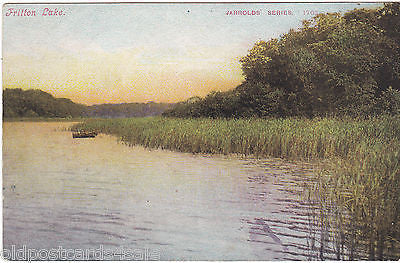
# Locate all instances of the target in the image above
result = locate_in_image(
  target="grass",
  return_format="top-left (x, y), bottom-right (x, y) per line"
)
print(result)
top-left (72, 116), bottom-right (400, 259)
top-left (72, 116), bottom-right (399, 159)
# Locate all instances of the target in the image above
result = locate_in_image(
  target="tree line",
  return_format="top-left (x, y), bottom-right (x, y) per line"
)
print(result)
top-left (3, 88), bottom-right (174, 118)
top-left (85, 102), bottom-right (174, 118)
top-left (3, 88), bottom-right (87, 118)
top-left (164, 3), bottom-right (400, 118)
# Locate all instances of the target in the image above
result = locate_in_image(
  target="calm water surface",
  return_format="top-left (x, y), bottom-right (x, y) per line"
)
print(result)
top-left (4, 122), bottom-right (329, 260)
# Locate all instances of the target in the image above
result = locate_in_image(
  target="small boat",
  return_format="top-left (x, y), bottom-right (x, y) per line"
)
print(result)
top-left (72, 131), bottom-right (98, 138)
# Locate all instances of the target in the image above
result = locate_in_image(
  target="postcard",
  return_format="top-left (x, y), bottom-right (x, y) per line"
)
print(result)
top-left (2, 2), bottom-right (400, 261)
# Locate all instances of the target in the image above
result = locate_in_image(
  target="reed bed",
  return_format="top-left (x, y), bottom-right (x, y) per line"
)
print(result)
top-left (72, 116), bottom-right (400, 259)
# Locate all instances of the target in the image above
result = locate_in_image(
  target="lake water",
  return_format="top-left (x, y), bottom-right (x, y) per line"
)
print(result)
top-left (3, 122), bottom-right (334, 260)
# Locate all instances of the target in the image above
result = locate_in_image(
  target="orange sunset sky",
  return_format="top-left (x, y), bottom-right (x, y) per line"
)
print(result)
top-left (2, 3), bottom-right (380, 105)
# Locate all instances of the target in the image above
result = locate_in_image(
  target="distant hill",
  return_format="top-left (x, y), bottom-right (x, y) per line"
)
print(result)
top-left (3, 88), bottom-right (87, 118)
top-left (84, 102), bottom-right (174, 118)
top-left (3, 88), bottom-right (174, 118)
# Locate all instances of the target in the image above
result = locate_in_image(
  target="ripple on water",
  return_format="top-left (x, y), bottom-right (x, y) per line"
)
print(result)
top-left (4, 122), bottom-right (338, 260)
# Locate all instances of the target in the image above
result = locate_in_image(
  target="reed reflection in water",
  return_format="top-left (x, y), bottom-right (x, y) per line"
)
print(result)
top-left (3, 122), bottom-right (359, 260)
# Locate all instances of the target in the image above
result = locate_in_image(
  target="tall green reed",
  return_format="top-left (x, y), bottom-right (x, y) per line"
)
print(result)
top-left (72, 115), bottom-right (400, 259)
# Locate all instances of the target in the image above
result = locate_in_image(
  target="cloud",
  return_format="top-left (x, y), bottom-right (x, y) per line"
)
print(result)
top-left (57, 36), bottom-right (105, 54)
top-left (3, 43), bottom-right (245, 105)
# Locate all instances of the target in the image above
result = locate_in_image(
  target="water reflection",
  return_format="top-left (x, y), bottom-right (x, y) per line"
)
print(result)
top-left (3, 122), bottom-right (346, 260)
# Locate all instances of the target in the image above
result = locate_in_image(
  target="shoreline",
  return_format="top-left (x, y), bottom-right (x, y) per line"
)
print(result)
top-left (71, 116), bottom-right (400, 160)
top-left (71, 115), bottom-right (400, 259)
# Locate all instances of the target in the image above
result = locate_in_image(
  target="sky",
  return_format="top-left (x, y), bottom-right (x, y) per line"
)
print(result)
top-left (2, 3), bottom-right (381, 105)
